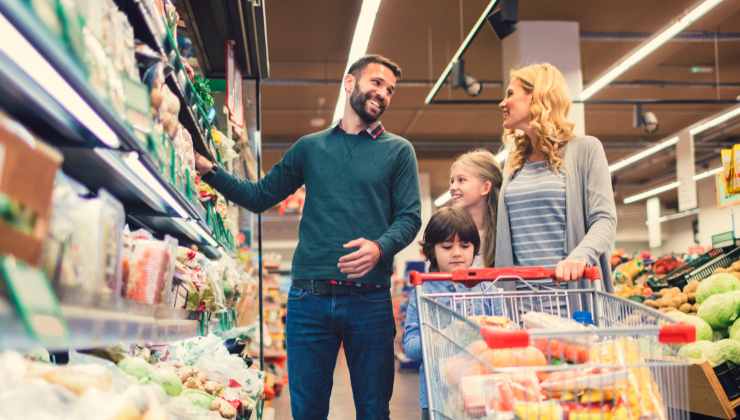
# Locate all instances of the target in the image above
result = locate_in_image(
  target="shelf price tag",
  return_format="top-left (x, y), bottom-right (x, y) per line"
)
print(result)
top-left (0, 256), bottom-right (68, 347)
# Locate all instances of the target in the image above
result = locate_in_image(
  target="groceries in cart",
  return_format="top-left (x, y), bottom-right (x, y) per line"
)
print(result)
top-left (410, 267), bottom-right (698, 420)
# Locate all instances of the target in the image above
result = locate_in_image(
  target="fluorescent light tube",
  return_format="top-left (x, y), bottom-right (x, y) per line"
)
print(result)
top-left (623, 181), bottom-right (681, 204)
top-left (623, 166), bottom-right (722, 204)
top-left (689, 104), bottom-right (740, 135)
top-left (122, 152), bottom-right (190, 218)
top-left (0, 14), bottom-right (120, 148)
top-left (332, 0), bottom-right (382, 123)
top-left (434, 191), bottom-right (451, 207)
top-left (94, 149), bottom-right (166, 213)
top-left (608, 137), bottom-right (679, 173)
top-left (581, 0), bottom-right (724, 100)
top-left (693, 166), bottom-right (722, 181)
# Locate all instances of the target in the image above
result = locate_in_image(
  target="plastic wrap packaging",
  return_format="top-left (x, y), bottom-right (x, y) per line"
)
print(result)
top-left (124, 234), bottom-right (178, 305)
top-left (43, 183), bottom-right (125, 306)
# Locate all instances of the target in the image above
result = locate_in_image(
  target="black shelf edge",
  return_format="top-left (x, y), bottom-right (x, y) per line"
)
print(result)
top-left (164, 71), bottom-right (216, 161)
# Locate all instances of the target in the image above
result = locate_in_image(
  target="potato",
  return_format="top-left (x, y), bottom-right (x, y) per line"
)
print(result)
top-left (678, 293), bottom-right (688, 304)
top-left (684, 280), bottom-right (699, 293)
top-left (645, 300), bottom-right (660, 308)
top-left (731, 260), bottom-right (740, 271)
top-left (679, 303), bottom-right (692, 313)
top-left (151, 88), bottom-right (163, 109)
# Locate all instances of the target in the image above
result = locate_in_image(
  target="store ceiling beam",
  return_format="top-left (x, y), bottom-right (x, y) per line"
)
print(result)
top-left (178, 0), bottom-right (269, 79)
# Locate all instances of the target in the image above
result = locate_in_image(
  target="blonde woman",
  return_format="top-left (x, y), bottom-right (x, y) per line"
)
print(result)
top-left (494, 63), bottom-right (617, 291)
top-left (449, 149), bottom-right (503, 267)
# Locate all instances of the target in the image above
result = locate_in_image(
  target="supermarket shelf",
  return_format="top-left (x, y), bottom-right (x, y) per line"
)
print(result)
top-left (179, 0), bottom-right (270, 79)
top-left (0, 1), bottom-right (134, 150)
top-left (0, 298), bottom-right (197, 352)
top-left (112, 0), bottom-right (216, 161)
top-left (0, 3), bottom-right (228, 253)
top-left (113, 0), bottom-right (167, 55)
top-left (165, 71), bottom-right (216, 161)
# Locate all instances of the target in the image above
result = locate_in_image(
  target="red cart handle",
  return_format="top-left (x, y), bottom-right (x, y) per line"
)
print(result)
top-left (409, 266), bottom-right (601, 287)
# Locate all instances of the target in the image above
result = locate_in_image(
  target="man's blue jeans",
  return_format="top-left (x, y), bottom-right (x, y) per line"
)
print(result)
top-left (286, 286), bottom-right (396, 420)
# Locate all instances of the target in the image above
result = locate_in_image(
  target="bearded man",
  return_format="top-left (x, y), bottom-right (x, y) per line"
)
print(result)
top-left (195, 55), bottom-right (421, 420)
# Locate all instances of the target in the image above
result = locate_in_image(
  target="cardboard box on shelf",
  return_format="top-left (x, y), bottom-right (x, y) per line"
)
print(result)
top-left (0, 121), bottom-right (62, 266)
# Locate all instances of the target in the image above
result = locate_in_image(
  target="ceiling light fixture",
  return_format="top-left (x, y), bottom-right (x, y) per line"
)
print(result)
top-left (580, 0), bottom-right (724, 100)
top-left (689, 104), bottom-right (740, 135)
top-left (608, 137), bottom-right (678, 173)
top-left (622, 166), bottom-right (722, 204)
top-left (452, 59), bottom-right (483, 97)
top-left (425, 0), bottom-right (500, 104)
top-left (331, 0), bottom-right (382, 123)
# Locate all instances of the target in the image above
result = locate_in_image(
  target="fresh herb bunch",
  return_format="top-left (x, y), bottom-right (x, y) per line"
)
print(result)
top-left (193, 76), bottom-right (215, 110)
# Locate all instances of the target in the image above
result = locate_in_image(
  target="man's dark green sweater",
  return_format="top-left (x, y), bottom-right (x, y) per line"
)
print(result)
top-left (203, 124), bottom-right (421, 286)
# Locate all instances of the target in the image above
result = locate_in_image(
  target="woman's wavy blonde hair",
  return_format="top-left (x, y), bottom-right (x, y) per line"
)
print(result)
top-left (451, 149), bottom-right (502, 267)
top-left (503, 63), bottom-right (575, 174)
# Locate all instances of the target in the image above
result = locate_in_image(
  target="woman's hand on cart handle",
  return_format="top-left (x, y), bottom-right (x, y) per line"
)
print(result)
top-left (555, 258), bottom-right (594, 282)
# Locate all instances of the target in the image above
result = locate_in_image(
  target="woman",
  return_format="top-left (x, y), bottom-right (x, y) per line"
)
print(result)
top-left (494, 63), bottom-right (617, 291)
top-left (449, 149), bottom-right (503, 267)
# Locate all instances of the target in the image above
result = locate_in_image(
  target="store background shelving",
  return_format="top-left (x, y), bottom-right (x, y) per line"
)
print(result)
top-left (0, 0), bottom-right (268, 356)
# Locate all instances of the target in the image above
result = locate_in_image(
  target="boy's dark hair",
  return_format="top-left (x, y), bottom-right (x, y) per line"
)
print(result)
top-left (347, 54), bottom-right (402, 80)
top-left (420, 207), bottom-right (480, 272)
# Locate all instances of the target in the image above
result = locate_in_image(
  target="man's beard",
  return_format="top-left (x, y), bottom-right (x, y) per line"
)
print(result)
top-left (349, 83), bottom-right (386, 124)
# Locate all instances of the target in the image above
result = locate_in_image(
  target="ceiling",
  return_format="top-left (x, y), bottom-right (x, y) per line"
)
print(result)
top-left (254, 0), bottom-right (740, 206)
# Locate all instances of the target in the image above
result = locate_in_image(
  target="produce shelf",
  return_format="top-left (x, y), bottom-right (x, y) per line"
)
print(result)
top-left (0, 2), bottom-right (227, 254)
top-left (0, 298), bottom-right (197, 352)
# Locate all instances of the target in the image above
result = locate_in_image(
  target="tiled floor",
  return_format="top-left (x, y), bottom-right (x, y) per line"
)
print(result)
top-left (271, 351), bottom-right (421, 420)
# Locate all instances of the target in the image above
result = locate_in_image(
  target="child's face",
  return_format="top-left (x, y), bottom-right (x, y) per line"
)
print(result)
top-left (449, 164), bottom-right (491, 211)
top-left (434, 234), bottom-right (475, 273)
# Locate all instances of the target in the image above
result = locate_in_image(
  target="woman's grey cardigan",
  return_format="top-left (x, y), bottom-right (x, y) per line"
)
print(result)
top-left (494, 135), bottom-right (618, 292)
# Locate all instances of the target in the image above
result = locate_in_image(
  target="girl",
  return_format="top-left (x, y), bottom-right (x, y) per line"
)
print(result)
top-left (495, 63), bottom-right (617, 291)
top-left (449, 149), bottom-right (503, 267)
top-left (403, 206), bottom-right (482, 420)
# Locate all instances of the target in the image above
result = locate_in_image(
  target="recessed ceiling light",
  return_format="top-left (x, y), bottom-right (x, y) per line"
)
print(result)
top-left (310, 117), bottom-right (326, 128)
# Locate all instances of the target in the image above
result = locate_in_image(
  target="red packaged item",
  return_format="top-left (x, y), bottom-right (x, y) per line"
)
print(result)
top-left (124, 236), bottom-right (177, 304)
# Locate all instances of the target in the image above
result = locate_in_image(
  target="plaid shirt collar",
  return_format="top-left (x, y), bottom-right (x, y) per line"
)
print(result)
top-left (334, 120), bottom-right (385, 140)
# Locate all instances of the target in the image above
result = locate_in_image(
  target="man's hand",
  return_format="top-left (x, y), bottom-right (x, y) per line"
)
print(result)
top-left (555, 258), bottom-right (587, 282)
top-left (195, 153), bottom-right (214, 176)
top-left (338, 238), bottom-right (381, 279)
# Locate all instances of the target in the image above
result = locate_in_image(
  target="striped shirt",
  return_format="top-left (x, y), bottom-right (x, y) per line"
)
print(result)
top-left (505, 160), bottom-right (568, 270)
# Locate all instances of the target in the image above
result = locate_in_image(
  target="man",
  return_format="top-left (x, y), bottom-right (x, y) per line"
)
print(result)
top-left (195, 54), bottom-right (421, 420)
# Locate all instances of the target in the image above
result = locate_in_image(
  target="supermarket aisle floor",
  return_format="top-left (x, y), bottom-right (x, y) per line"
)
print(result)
top-left (271, 351), bottom-right (421, 419)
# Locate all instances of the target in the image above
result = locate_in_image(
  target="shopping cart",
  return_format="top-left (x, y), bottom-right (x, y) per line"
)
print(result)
top-left (410, 267), bottom-right (697, 420)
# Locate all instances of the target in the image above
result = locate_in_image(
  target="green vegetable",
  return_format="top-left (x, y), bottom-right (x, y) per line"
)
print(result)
top-left (180, 389), bottom-right (215, 410)
top-left (713, 329), bottom-right (729, 341)
top-left (706, 339), bottom-right (740, 366)
top-left (730, 318), bottom-right (740, 341)
top-left (678, 340), bottom-right (714, 362)
top-left (696, 273), bottom-right (740, 303)
top-left (117, 356), bottom-right (154, 381)
top-left (628, 295), bottom-right (645, 303)
top-left (698, 293), bottom-right (740, 329)
top-left (150, 367), bottom-right (183, 396)
top-left (666, 312), bottom-right (713, 342)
